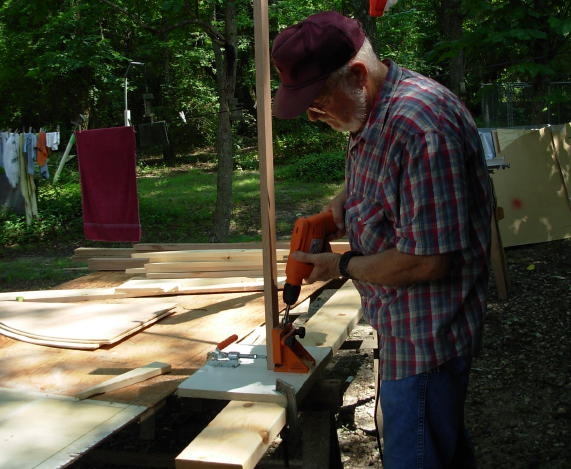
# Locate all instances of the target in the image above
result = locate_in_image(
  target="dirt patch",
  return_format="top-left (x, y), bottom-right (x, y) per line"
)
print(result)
top-left (69, 238), bottom-right (570, 468)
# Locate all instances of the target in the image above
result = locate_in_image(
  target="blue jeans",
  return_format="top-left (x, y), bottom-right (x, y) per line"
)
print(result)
top-left (378, 356), bottom-right (476, 469)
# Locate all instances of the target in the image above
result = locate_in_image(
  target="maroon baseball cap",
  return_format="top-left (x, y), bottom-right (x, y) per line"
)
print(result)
top-left (271, 11), bottom-right (366, 119)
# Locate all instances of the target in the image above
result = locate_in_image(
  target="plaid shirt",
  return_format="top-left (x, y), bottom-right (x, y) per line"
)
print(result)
top-left (346, 61), bottom-right (492, 380)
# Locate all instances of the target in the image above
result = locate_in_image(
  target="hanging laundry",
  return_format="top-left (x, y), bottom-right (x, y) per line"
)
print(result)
top-left (36, 131), bottom-right (50, 179)
top-left (75, 126), bottom-right (141, 242)
top-left (24, 132), bottom-right (37, 175)
top-left (46, 131), bottom-right (60, 151)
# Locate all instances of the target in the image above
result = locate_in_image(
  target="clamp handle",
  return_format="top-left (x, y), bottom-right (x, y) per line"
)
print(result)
top-left (216, 334), bottom-right (238, 351)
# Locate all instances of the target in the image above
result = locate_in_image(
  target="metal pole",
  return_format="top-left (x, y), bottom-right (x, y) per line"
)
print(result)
top-left (123, 61), bottom-right (144, 127)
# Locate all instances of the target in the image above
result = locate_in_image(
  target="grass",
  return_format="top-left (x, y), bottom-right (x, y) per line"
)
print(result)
top-left (0, 152), bottom-right (344, 292)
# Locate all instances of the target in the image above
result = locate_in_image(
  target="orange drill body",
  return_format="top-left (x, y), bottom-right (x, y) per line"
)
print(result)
top-left (284, 210), bottom-right (338, 293)
top-left (274, 211), bottom-right (338, 373)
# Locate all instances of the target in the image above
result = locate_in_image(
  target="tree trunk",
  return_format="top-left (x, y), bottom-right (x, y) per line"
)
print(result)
top-left (439, 0), bottom-right (465, 99)
top-left (211, 0), bottom-right (238, 242)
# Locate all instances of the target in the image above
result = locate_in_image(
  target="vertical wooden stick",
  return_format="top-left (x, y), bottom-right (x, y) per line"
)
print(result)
top-left (253, 0), bottom-right (279, 369)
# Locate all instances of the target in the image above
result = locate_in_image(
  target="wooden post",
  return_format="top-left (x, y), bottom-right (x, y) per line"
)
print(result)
top-left (253, 0), bottom-right (279, 370)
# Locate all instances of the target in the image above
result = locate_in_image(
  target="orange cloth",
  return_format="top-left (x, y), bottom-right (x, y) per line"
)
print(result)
top-left (36, 131), bottom-right (49, 167)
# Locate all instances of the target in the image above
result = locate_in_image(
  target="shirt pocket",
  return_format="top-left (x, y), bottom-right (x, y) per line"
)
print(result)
top-left (345, 195), bottom-right (395, 252)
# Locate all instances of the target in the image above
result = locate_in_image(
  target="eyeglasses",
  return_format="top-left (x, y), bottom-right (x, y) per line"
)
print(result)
top-left (307, 93), bottom-right (332, 116)
top-left (307, 105), bottom-right (328, 116)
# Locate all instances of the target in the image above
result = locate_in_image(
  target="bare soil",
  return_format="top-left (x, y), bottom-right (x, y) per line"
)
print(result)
top-left (69, 238), bottom-right (570, 468)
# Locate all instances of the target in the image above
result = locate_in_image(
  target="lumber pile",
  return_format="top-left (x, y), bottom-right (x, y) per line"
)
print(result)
top-left (72, 241), bottom-right (351, 276)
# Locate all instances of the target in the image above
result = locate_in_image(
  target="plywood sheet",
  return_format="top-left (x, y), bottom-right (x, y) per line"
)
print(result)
top-left (0, 387), bottom-right (145, 469)
top-left (491, 127), bottom-right (571, 246)
top-left (0, 301), bottom-right (176, 349)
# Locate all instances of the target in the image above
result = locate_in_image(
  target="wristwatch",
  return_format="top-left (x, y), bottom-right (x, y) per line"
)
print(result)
top-left (339, 251), bottom-right (363, 279)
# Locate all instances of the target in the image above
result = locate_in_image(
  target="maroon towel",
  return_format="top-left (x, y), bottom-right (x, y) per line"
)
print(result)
top-left (75, 127), bottom-right (141, 242)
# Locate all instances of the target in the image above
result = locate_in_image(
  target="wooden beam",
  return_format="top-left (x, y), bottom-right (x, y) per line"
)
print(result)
top-left (253, 0), bottom-right (278, 373)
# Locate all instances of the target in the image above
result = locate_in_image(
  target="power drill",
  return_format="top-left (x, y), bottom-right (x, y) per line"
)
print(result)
top-left (282, 210), bottom-right (338, 322)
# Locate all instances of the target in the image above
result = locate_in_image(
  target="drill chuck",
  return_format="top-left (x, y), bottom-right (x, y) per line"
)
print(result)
top-left (283, 282), bottom-right (301, 306)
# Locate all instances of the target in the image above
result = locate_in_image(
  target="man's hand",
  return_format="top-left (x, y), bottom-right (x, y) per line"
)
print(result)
top-left (326, 189), bottom-right (347, 238)
top-left (291, 251), bottom-right (341, 283)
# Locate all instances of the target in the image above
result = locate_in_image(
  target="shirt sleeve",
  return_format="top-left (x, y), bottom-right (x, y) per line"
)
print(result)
top-left (395, 130), bottom-right (470, 256)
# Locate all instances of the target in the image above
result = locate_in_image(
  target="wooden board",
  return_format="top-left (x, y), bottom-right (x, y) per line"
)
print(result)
top-left (175, 400), bottom-right (285, 469)
top-left (0, 300), bottom-right (176, 349)
top-left (87, 257), bottom-right (147, 271)
top-left (131, 248), bottom-right (289, 262)
top-left (491, 127), bottom-right (571, 247)
top-left (298, 280), bottom-right (362, 348)
top-left (0, 387), bottom-right (145, 469)
top-left (115, 276), bottom-right (287, 296)
top-left (176, 344), bottom-right (331, 405)
top-left (76, 362), bottom-right (171, 400)
top-left (0, 288), bottom-right (124, 303)
top-left (72, 247), bottom-right (136, 260)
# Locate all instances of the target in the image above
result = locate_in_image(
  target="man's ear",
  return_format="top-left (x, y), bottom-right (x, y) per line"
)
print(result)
top-left (348, 61), bottom-right (368, 88)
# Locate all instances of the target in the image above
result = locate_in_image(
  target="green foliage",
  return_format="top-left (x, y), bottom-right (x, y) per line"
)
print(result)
top-left (273, 119), bottom-right (347, 161)
top-left (0, 178), bottom-right (83, 251)
top-left (0, 256), bottom-right (84, 292)
top-left (277, 151), bottom-right (345, 183)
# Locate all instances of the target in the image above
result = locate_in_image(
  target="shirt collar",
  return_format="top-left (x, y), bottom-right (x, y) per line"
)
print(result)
top-left (349, 59), bottom-right (402, 150)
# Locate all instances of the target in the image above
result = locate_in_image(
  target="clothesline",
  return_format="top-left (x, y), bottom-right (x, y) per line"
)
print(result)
top-left (0, 130), bottom-right (61, 225)
top-left (0, 130), bottom-right (61, 186)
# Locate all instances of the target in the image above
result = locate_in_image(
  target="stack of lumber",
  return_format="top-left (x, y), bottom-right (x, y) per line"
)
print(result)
top-left (129, 248), bottom-right (290, 279)
top-left (69, 241), bottom-right (351, 296)
top-left (72, 247), bottom-right (144, 271)
top-left (72, 241), bottom-right (349, 278)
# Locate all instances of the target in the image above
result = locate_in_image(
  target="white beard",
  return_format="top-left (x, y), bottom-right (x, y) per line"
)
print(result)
top-left (328, 87), bottom-right (368, 133)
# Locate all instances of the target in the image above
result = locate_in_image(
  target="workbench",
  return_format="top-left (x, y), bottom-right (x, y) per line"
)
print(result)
top-left (0, 271), bottom-right (352, 468)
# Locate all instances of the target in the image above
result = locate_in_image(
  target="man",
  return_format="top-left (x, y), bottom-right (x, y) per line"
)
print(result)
top-left (271, 11), bottom-right (492, 469)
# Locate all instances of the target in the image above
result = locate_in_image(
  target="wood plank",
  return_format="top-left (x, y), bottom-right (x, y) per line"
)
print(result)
top-left (76, 362), bottom-right (172, 400)
top-left (87, 257), bottom-right (147, 271)
top-left (253, 0), bottom-right (279, 368)
top-left (0, 387), bottom-right (145, 469)
top-left (144, 270), bottom-right (279, 279)
top-left (299, 280), bottom-right (362, 352)
top-left (133, 241), bottom-right (349, 253)
top-left (175, 401), bottom-right (286, 469)
top-left (133, 242), bottom-right (276, 252)
top-left (113, 277), bottom-right (181, 295)
top-left (144, 261), bottom-right (277, 273)
top-left (131, 248), bottom-right (289, 262)
top-left (116, 276), bottom-right (287, 295)
top-left (72, 247), bottom-right (136, 260)
top-left (0, 288), bottom-right (124, 302)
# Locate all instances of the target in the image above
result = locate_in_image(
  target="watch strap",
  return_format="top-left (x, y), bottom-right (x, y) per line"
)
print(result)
top-left (339, 250), bottom-right (363, 279)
